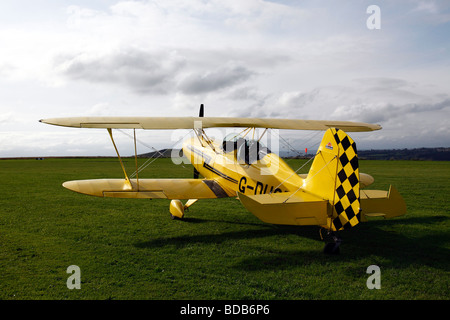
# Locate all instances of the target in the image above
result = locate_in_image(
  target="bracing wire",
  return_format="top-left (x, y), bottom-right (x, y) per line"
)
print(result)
top-left (282, 155), bottom-right (337, 203)
top-left (274, 129), bottom-right (323, 158)
top-left (129, 129), bottom-right (194, 178)
top-left (267, 129), bottom-right (335, 203)
top-left (269, 151), bottom-right (319, 194)
top-left (116, 129), bottom-right (166, 158)
top-left (115, 128), bottom-right (194, 179)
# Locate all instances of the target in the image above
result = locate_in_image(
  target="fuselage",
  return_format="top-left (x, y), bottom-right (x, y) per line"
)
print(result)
top-left (182, 137), bottom-right (303, 197)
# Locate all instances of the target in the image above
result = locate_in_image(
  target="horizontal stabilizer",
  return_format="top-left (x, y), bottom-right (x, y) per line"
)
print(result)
top-left (360, 185), bottom-right (406, 220)
top-left (238, 191), bottom-right (329, 226)
top-left (298, 172), bottom-right (374, 189)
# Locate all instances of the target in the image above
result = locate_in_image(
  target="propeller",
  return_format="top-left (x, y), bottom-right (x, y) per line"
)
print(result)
top-left (194, 104), bottom-right (204, 179)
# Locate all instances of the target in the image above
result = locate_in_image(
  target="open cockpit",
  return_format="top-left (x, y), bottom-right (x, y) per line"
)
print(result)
top-left (221, 132), bottom-right (272, 165)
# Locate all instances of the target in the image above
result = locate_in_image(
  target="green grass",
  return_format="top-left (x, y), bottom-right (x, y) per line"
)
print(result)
top-left (0, 158), bottom-right (449, 300)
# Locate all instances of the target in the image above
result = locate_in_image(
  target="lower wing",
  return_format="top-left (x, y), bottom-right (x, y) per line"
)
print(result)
top-left (62, 178), bottom-right (233, 199)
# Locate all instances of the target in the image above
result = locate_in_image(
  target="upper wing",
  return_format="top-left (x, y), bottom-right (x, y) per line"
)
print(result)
top-left (40, 116), bottom-right (381, 132)
top-left (62, 178), bottom-right (233, 199)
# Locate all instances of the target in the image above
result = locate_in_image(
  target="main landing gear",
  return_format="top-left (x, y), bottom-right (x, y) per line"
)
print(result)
top-left (320, 229), bottom-right (342, 255)
top-left (169, 199), bottom-right (198, 220)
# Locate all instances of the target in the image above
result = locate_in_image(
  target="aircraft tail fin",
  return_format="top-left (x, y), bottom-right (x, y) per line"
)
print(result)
top-left (303, 128), bottom-right (361, 231)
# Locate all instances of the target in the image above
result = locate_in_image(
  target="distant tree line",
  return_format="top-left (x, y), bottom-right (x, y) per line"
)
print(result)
top-left (139, 148), bottom-right (450, 161)
top-left (1, 148), bottom-right (449, 161)
top-left (357, 148), bottom-right (450, 161)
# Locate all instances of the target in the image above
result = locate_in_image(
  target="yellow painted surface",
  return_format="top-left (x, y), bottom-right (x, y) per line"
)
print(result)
top-left (41, 115), bottom-right (405, 229)
top-left (40, 116), bottom-right (382, 131)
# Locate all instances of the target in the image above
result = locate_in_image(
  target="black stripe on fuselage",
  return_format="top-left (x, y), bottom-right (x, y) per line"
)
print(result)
top-left (202, 180), bottom-right (230, 198)
top-left (188, 145), bottom-right (238, 184)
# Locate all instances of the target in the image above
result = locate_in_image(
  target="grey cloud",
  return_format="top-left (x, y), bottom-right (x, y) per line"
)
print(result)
top-left (228, 86), bottom-right (261, 101)
top-left (55, 48), bottom-right (258, 96)
top-left (227, 86), bottom-right (271, 106)
top-left (353, 77), bottom-right (411, 89)
top-left (274, 77), bottom-right (450, 122)
top-left (55, 49), bottom-right (185, 94)
top-left (278, 88), bottom-right (323, 110)
top-left (177, 63), bottom-right (254, 95)
top-left (354, 77), bottom-right (427, 103)
top-left (332, 99), bottom-right (450, 124)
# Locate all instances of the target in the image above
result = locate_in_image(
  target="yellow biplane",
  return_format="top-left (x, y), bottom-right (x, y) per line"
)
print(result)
top-left (40, 106), bottom-right (406, 254)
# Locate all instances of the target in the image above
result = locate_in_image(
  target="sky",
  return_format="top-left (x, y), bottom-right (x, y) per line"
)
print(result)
top-left (0, 0), bottom-right (449, 157)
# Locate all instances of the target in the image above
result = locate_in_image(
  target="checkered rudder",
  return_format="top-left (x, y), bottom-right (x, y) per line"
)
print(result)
top-left (330, 128), bottom-right (361, 231)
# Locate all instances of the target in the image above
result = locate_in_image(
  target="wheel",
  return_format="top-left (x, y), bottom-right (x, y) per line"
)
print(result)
top-left (169, 200), bottom-right (184, 220)
top-left (323, 242), bottom-right (340, 255)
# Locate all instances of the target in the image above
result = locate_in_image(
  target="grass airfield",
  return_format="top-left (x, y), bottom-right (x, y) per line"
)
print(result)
top-left (0, 157), bottom-right (448, 300)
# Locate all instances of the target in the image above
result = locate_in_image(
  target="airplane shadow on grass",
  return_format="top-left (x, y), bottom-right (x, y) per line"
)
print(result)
top-left (134, 215), bottom-right (449, 272)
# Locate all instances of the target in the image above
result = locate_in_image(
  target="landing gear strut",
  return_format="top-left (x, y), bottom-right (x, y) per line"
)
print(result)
top-left (320, 229), bottom-right (342, 255)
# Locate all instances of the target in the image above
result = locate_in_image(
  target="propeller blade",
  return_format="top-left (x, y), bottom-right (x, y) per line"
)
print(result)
top-left (194, 104), bottom-right (203, 179)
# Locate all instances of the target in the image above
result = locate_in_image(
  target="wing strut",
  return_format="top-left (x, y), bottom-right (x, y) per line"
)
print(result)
top-left (107, 128), bottom-right (132, 188)
top-left (133, 129), bottom-right (139, 191)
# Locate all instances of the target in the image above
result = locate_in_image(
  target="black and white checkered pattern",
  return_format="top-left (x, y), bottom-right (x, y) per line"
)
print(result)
top-left (331, 129), bottom-right (361, 231)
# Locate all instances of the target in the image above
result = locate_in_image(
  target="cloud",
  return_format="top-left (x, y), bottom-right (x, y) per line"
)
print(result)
top-left (178, 62), bottom-right (254, 95)
top-left (1, 0), bottom-right (450, 156)
top-left (271, 77), bottom-right (446, 117)
top-left (277, 89), bottom-right (322, 110)
top-left (268, 77), bottom-right (450, 149)
top-left (331, 99), bottom-right (450, 124)
top-left (54, 47), bottom-right (260, 97)
top-left (0, 112), bottom-right (14, 124)
top-left (54, 48), bottom-right (186, 94)
top-left (227, 86), bottom-right (270, 103)
top-left (411, 1), bottom-right (450, 24)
